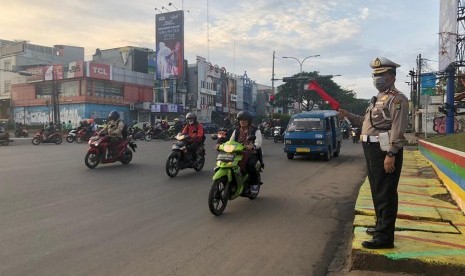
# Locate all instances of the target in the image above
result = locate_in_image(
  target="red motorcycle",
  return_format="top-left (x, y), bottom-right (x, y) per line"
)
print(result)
top-left (32, 129), bottom-right (62, 145)
top-left (77, 128), bottom-right (94, 143)
top-left (84, 135), bottom-right (137, 169)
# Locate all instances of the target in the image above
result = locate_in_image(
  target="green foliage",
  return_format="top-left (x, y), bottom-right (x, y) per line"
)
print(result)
top-left (427, 132), bottom-right (465, 152)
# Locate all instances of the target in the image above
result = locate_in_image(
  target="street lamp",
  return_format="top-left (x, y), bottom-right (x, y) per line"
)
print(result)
top-left (282, 55), bottom-right (320, 113)
top-left (282, 55), bottom-right (320, 73)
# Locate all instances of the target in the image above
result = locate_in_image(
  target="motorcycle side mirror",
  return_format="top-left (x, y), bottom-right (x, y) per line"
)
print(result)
top-left (211, 134), bottom-right (218, 140)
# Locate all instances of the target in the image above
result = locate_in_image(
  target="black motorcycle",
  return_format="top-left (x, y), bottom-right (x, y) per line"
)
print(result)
top-left (351, 127), bottom-right (361, 143)
top-left (165, 133), bottom-right (205, 177)
top-left (144, 126), bottom-right (170, 141)
top-left (342, 127), bottom-right (350, 140)
top-left (14, 127), bottom-right (29, 138)
top-left (259, 125), bottom-right (273, 139)
top-left (0, 125), bottom-right (11, 146)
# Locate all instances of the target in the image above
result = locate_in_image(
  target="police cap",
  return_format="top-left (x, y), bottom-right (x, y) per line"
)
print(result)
top-left (370, 57), bottom-right (400, 74)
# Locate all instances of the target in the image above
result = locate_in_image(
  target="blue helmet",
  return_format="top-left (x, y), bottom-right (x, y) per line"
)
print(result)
top-left (108, 110), bottom-right (120, 121)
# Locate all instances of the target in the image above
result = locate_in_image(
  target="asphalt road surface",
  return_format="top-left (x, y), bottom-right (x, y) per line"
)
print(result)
top-left (0, 136), bottom-right (366, 276)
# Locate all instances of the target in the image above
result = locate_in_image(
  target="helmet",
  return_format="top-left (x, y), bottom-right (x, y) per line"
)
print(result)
top-left (108, 110), bottom-right (120, 121)
top-left (186, 112), bottom-right (197, 122)
top-left (236, 111), bottom-right (252, 123)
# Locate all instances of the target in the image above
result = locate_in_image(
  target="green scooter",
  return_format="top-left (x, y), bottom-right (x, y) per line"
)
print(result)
top-left (208, 135), bottom-right (262, 216)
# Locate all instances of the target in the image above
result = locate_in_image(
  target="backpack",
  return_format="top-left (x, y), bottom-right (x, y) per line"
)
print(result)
top-left (118, 120), bottom-right (129, 139)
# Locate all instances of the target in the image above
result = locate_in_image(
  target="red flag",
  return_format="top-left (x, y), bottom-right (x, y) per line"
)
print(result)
top-left (306, 81), bottom-right (340, 110)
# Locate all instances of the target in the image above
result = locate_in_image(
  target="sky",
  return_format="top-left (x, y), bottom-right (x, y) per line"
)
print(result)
top-left (1, 0), bottom-right (440, 100)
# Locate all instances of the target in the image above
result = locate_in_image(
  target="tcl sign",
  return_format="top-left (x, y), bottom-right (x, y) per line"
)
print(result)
top-left (87, 62), bottom-right (112, 80)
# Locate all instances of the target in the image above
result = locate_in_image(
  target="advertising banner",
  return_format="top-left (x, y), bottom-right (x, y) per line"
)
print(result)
top-left (67, 61), bottom-right (84, 78)
top-left (87, 62), bottom-right (112, 80)
top-left (155, 10), bottom-right (184, 80)
top-left (421, 73), bottom-right (436, 95)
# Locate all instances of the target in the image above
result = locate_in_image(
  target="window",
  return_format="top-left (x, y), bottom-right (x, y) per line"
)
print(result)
top-left (87, 80), bottom-right (123, 99)
top-left (286, 118), bottom-right (323, 132)
top-left (3, 61), bottom-right (11, 71)
top-left (3, 82), bottom-right (11, 94)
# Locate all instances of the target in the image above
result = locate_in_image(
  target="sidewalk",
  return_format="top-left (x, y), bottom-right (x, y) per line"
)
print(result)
top-left (349, 140), bottom-right (465, 275)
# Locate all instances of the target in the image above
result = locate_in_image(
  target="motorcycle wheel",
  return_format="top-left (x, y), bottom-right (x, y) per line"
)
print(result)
top-left (32, 137), bottom-right (40, 145)
top-left (85, 152), bottom-right (100, 169)
top-left (193, 156), bottom-right (205, 172)
top-left (165, 153), bottom-right (180, 178)
top-left (55, 137), bottom-right (62, 145)
top-left (66, 136), bottom-right (74, 143)
top-left (208, 177), bottom-right (230, 216)
top-left (163, 133), bottom-right (170, 141)
top-left (144, 134), bottom-right (152, 141)
top-left (274, 136), bottom-right (279, 143)
top-left (120, 149), bottom-right (133, 165)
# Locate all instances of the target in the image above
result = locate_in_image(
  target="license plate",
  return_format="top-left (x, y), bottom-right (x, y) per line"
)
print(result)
top-left (296, 148), bottom-right (310, 153)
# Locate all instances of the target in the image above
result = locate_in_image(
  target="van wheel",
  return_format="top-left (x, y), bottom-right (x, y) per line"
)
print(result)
top-left (287, 153), bottom-right (294, 160)
top-left (333, 142), bottom-right (341, 157)
top-left (323, 147), bottom-right (331, 161)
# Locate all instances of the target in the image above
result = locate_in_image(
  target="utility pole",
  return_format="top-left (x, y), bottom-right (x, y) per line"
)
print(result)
top-left (416, 54), bottom-right (422, 134)
top-left (271, 51), bottom-right (275, 117)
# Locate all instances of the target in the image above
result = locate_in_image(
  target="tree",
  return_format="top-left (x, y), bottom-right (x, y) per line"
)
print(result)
top-left (275, 71), bottom-right (369, 116)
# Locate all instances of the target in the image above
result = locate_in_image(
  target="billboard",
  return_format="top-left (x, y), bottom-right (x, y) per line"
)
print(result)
top-left (420, 73), bottom-right (436, 95)
top-left (87, 62), bottom-right (112, 80)
top-left (155, 10), bottom-right (184, 80)
top-left (439, 0), bottom-right (457, 71)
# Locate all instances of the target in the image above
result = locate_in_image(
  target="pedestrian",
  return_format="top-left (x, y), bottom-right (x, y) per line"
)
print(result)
top-left (338, 57), bottom-right (409, 249)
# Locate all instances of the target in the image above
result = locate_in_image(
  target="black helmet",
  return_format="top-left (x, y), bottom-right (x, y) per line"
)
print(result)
top-left (186, 112), bottom-right (197, 122)
top-left (108, 110), bottom-right (120, 121)
top-left (236, 111), bottom-right (252, 123)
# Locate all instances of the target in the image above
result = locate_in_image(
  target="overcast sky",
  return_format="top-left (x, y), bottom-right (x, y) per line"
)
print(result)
top-left (1, 0), bottom-right (439, 100)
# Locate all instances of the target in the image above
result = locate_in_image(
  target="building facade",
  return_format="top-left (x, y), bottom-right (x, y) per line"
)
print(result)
top-left (0, 40), bottom-right (84, 122)
top-left (11, 61), bottom-right (154, 126)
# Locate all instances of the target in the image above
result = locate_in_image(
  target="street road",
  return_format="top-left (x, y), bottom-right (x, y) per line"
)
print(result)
top-left (0, 136), bottom-right (366, 276)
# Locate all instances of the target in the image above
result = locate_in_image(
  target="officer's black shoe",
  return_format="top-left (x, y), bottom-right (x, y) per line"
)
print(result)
top-left (362, 239), bottom-right (394, 249)
top-left (366, 227), bottom-right (376, 235)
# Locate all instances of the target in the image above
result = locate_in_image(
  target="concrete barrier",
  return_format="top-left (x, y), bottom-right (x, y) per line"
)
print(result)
top-left (419, 140), bottom-right (465, 213)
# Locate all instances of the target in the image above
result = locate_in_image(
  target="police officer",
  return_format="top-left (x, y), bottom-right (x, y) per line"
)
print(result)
top-left (339, 57), bottom-right (409, 249)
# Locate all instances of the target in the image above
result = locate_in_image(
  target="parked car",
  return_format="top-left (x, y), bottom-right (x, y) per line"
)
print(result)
top-left (202, 122), bottom-right (219, 134)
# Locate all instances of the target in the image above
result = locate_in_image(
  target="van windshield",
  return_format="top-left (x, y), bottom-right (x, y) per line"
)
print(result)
top-left (286, 118), bottom-right (323, 132)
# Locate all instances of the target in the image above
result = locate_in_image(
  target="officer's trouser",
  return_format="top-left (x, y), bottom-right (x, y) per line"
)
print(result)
top-left (362, 142), bottom-right (403, 243)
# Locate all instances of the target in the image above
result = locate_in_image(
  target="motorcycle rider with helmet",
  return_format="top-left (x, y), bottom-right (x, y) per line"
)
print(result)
top-left (229, 111), bottom-right (263, 194)
top-left (43, 121), bottom-right (57, 140)
top-left (99, 110), bottom-right (124, 158)
top-left (181, 112), bottom-right (204, 162)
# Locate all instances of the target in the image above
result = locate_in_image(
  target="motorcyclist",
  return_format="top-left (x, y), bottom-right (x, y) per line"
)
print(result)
top-left (181, 112), bottom-right (204, 162)
top-left (173, 118), bottom-right (184, 133)
top-left (43, 122), bottom-right (56, 140)
top-left (99, 110), bottom-right (124, 158)
top-left (229, 111), bottom-right (263, 194)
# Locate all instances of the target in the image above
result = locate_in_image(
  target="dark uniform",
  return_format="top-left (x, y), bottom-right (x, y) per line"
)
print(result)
top-left (344, 57), bottom-right (409, 249)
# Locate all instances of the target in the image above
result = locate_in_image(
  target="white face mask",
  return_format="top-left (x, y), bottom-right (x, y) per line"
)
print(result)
top-left (373, 75), bottom-right (394, 92)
